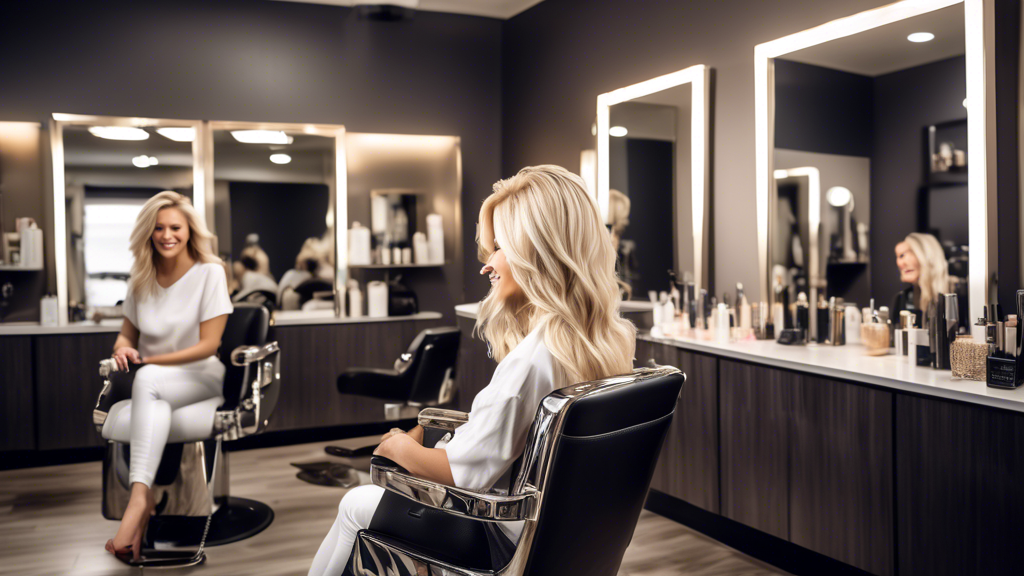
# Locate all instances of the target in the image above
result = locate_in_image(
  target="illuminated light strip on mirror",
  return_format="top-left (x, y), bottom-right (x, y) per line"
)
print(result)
top-left (50, 114), bottom-right (205, 326)
top-left (597, 64), bottom-right (709, 289)
top-left (335, 127), bottom-right (348, 317)
top-left (755, 0), bottom-right (987, 324)
top-left (774, 167), bottom-right (821, 338)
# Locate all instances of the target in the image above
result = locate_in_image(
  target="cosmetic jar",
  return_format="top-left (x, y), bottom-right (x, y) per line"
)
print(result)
top-left (950, 335), bottom-right (988, 381)
top-left (862, 323), bottom-right (890, 356)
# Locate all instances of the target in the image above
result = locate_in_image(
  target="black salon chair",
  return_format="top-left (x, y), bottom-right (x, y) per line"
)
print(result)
top-left (343, 365), bottom-right (684, 576)
top-left (294, 326), bottom-right (460, 487)
top-left (92, 303), bottom-right (282, 568)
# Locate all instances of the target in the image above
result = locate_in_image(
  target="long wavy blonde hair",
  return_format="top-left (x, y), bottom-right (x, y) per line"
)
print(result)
top-left (128, 191), bottom-right (220, 300)
top-left (475, 165), bottom-right (636, 384)
top-left (904, 232), bottom-right (949, 309)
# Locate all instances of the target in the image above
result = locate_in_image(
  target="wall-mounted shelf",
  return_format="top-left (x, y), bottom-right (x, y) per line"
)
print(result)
top-left (0, 264), bottom-right (43, 272)
top-left (349, 263), bottom-right (448, 270)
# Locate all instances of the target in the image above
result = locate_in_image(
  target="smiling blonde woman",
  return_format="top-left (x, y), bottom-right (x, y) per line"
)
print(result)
top-left (309, 165), bottom-right (636, 576)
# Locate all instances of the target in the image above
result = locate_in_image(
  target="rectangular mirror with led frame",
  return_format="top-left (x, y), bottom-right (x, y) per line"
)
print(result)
top-left (597, 65), bottom-right (711, 304)
top-left (205, 121), bottom-right (346, 317)
top-left (756, 0), bottom-right (988, 340)
top-left (50, 114), bottom-right (206, 326)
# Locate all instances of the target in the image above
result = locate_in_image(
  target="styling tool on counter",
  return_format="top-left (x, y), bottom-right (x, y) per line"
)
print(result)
top-left (987, 291), bottom-right (1023, 388)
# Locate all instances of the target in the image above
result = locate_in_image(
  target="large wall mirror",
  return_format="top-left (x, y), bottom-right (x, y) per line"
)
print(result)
top-left (51, 114), bottom-right (205, 325)
top-left (597, 65), bottom-right (711, 300)
top-left (206, 121), bottom-right (345, 317)
top-left (756, 0), bottom-right (988, 337)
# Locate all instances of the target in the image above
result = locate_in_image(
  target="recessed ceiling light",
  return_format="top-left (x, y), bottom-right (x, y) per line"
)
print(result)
top-left (132, 155), bottom-right (159, 168)
top-left (89, 126), bottom-right (150, 141)
top-left (156, 127), bottom-right (195, 142)
top-left (231, 130), bottom-right (294, 145)
top-left (609, 126), bottom-right (628, 138)
top-left (269, 153), bottom-right (292, 165)
top-left (907, 32), bottom-right (935, 43)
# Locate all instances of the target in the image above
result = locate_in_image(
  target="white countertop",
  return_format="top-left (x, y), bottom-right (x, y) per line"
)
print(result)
top-left (455, 300), bottom-right (653, 320)
top-left (639, 332), bottom-right (1024, 413)
top-left (272, 310), bottom-right (442, 326)
top-left (0, 319), bottom-right (123, 336)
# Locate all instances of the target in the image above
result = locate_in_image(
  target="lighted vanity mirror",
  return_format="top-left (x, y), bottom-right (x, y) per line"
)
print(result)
top-left (597, 65), bottom-right (711, 301)
top-left (51, 114), bottom-right (205, 325)
top-left (756, 0), bottom-right (986, 337)
top-left (206, 121), bottom-right (345, 315)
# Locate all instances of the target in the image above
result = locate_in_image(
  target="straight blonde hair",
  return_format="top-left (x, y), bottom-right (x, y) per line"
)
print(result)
top-left (904, 232), bottom-right (949, 310)
top-left (128, 191), bottom-right (220, 300)
top-left (475, 165), bottom-right (636, 384)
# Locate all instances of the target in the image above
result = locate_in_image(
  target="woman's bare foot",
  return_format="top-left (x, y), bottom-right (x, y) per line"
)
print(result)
top-left (107, 484), bottom-right (154, 561)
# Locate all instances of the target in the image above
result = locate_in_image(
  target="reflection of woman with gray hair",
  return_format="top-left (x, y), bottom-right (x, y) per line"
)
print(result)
top-left (893, 232), bottom-right (949, 322)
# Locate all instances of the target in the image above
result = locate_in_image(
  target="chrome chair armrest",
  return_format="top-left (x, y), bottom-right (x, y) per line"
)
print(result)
top-left (370, 456), bottom-right (538, 522)
top-left (94, 358), bottom-right (127, 433)
top-left (417, 408), bottom-right (469, 433)
top-left (230, 342), bottom-right (280, 366)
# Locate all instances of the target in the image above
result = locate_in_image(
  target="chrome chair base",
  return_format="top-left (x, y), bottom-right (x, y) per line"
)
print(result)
top-left (143, 497), bottom-right (275, 548)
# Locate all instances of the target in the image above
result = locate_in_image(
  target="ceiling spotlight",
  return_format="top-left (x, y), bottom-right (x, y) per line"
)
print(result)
top-left (231, 130), bottom-right (294, 145)
top-left (609, 126), bottom-right (629, 138)
top-left (156, 127), bottom-right (195, 142)
top-left (269, 153), bottom-right (292, 165)
top-left (826, 186), bottom-right (853, 207)
top-left (907, 32), bottom-right (935, 43)
top-left (89, 126), bottom-right (150, 141)
top-left (132, 155), bottom-right (159, 168)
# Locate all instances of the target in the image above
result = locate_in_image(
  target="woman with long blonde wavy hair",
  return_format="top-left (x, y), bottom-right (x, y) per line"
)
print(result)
top-left (105, 191), bottom-right (233, 561)
top-left (893, 232), bottom-right (950, 320)
top-left (309, 165), bottom-right (636, 576)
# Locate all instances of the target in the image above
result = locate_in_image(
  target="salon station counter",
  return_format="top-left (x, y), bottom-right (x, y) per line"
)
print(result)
top-left (0, 310), bottom-right (447, 456)
top-left (455, 302), bottom-right (1024, 576)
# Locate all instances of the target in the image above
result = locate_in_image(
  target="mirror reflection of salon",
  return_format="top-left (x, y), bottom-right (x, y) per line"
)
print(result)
top-left (211, 128), bottom-right (335, 312)
top-left (62, 124), bottom-right (195, 319)
top-left (608, 83), bottom-right (692, 300)
top-left (772, 4), bottom-right (967, 323)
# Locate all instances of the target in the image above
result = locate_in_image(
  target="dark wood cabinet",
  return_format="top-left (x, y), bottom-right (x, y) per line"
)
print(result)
top-left (896, 395), bottom-right (1024, 576)
top-left (34, 333), bottom-right (111, 450)
top-left (789, 375), bottom-right (893, 576)
top-left (454, 316), bottom-right (496, 412)
top-left (268, 319), bottom-right (445, 431)
top-left (1, 336), bottom-right (35, 451)
top-left (638, 341), bottom-right (719, 513)
top-left (719, 359), bottom-right (791, 539)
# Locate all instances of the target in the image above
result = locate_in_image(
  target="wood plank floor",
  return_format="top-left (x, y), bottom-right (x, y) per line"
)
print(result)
top-left (0, 440), bottom-right (790, 576)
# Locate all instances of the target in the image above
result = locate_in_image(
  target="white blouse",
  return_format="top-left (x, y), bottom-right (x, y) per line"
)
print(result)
top-left (123, 262), bottom-right (234, 366)
top-left (441, 324), bottom-right (568, 491)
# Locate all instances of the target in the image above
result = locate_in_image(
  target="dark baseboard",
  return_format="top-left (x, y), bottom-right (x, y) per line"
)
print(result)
top-left (643, 489), bottom-right (875, 576)
top-left (0, 420), bottom-right (419, 471)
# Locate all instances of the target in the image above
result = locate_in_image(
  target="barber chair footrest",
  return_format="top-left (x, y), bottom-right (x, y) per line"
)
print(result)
top-left (295, 465), bottom-right (360, 488)
top-left (143, 497), bottom-right (274, 548)
top-left (325, 444), bottom-right (377, 458)
top-left (115, 549), bottom-right (207, 569)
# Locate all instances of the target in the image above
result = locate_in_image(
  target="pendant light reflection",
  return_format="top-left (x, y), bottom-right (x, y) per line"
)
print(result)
top-left (132, 155), bottom-right (159, 168)
top-left (89, 126), bottom-right (150, 141)
top-left (907, 32), bottom-right (935, 43)
top-left (231, 130), bottom-right (294, 145)
top-left (269, 153), bottom-right (292, 165)
top-left (156, 127), bottom-right (196, 142)
top-left (609, 126), bottom-right (629, 138)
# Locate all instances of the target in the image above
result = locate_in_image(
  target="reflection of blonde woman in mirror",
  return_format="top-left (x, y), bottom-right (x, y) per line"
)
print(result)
top-left (105, 191), bottom-right (233, 561)
top-left (608, 188), bottom-right (637, 299)
top-left (893, 232), bottom-right (949, 322)
top-left (308, 165), bottom-right (636, 576)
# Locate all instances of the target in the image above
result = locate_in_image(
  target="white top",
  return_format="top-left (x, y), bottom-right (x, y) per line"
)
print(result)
top-left (439, 324), bottom-right (568, 541)
top-left (123, 262), bottom-right (234, 366)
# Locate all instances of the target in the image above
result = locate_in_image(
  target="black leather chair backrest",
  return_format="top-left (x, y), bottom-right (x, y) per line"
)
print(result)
top-left (219, 303), bottom-right (270, 410)
top-left (523, 370), bottom-right (684, 576)
top-left (405, 327), bottom-right (460, 405)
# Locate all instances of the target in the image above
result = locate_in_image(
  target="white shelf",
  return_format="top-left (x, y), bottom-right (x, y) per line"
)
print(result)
top-left (0, 264), bottom-right (43, 271)
top-left (349, 263), bottom-right (447, 269)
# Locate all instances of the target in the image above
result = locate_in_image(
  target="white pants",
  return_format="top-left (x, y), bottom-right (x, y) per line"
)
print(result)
top-left (129, 362), bottom-right (224, 487)
top-left (309, 485), bottom-right (385, 576)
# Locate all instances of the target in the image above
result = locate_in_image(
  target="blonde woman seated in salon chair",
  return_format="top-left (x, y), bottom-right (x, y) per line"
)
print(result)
top-left (104, 191), bottom-right (234, 561)
top-left (307, 165), bottom-right (637, 575)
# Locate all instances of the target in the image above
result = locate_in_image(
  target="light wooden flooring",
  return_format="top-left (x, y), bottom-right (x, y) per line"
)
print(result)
top-left (0, 440), bottom-right (790, 576)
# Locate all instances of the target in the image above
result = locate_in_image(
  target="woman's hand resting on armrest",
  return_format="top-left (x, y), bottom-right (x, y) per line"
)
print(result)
top-left (373, 431), bottom-right (455, 486)
top-left (112, 347), bottom-right (142, 372)
top-left (380, 425), bottom-right (425, 445)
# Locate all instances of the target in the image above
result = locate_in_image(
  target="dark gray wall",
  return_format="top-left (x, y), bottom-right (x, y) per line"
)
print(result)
top-left (0, 0), bottom-right (503, 313)
top-left (774, 60), bottom-right (874, 158)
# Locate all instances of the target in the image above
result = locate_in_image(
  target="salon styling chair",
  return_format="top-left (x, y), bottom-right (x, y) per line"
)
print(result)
top-left (343, 365), bottom-right (685, 576)
top-left (294, 326), bottom-right (460, 488)
top-left (92, 303), bottom-right (282, 568)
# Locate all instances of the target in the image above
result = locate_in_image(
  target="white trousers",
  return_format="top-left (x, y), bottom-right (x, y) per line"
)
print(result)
top-left (128, 362), bottom-right (224, 487)
top-left (309, 484), bottom-right (385, 576)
